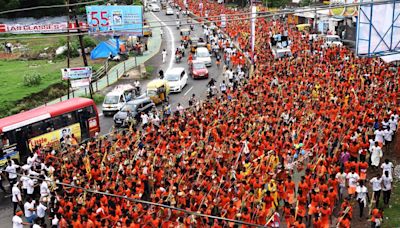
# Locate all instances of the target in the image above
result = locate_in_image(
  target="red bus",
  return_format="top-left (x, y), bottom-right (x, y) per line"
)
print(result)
top-left (0, 98), bottom-right (100, 165)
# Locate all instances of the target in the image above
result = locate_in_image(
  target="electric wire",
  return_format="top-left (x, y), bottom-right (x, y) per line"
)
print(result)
top-left (0, 0), bottom-right (394, 40)
top-left (0, 0), bottom-right (104, 15)
top-left (3, 169), bottom-right (265, 227)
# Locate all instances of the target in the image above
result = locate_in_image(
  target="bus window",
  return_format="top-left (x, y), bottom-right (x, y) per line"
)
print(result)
top-left (0, 134), bottom-right (10, 148)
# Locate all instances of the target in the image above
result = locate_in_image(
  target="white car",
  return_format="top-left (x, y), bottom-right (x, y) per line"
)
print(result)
top-left (273, 47), bottom-right (292, 59)
top-left (164, 67), bottom-right (188, 93)
top-left (324, 35), bottom-right (343, 47)
top-left (166, 7), bottom-right (174, 15)
top-left (148, 3), bottom-right (160, 12)
top-left (195, 47), bottom-right (212, 67)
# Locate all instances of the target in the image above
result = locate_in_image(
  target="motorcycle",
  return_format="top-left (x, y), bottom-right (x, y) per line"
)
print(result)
top-left (175, 53), bottom-right (182, 63)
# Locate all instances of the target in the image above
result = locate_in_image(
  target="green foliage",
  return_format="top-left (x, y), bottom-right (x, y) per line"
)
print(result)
top-left (267, 0), bottom-right (291, 8)
top-left (145, 65), bottom-right (154, 74)
top-left (82, 36), bottom-right (98, 48)
top-left (2, 0), bottom-right (66, 18)
top-left (23, 72), bottom-right (43, 87)
top-left (80, 94), bottom-right (105, 104)
top-left (383, 181), bottom-right (400, 227)
top-left (299, 0), bottom-right (313, 7)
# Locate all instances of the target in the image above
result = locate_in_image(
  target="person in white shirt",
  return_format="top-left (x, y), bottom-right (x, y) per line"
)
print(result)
top-left (374, 128), bottom-right (385, 145)
top-left (369, 174), bottom-right (382, 208)
top-left (24, 197), bottom-right (37, 223)
top-left (176, 103), bottom-right (184, 116)
top-left (5, 160), bottom-right (19, 186)
top-left (161, 49), bottom-right (167, 63)
top-left (346, 168), bottom-right (360, 197)
top-left (12, 210), bottom-right (30, 228)
top-left (382, 170), bottom-right (392, 205)
top-left (141, 112), bottom-right (149, 127)
top-left (383, 128), bottom-right (393, 143)
top-left (36, 200), bottom-right (47, 224)
top-left (39, 179), bottom-right (50, 198)
top-left (12, 182), bottom-right (23, 215)
top-left (26, 177), bottom-right (35, 198)
top-left (388, 116), bottom-right (397, 132)
top-left (20, 170), bottom-right (30, 196)
top-left (220, 80), bottom-right (227, 93)
top-left (370, 142), bottom-right (383, 168)
top-left (356, 180), bottom-right (369, 218)
top-left (381, 159), bottom-right (394, 178)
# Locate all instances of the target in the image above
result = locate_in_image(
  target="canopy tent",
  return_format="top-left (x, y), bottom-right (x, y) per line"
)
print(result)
top-left (380, 53), bottom-right (400, 63)
top-left (90, 39), bottom-right (126, 60)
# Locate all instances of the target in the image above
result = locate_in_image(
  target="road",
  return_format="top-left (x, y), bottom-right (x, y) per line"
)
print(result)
top-left (98, 10), bottom-right (225, 134)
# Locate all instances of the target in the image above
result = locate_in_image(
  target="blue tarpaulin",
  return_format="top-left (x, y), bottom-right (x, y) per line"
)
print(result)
top-left (90, 39), bottom-right (124, 60)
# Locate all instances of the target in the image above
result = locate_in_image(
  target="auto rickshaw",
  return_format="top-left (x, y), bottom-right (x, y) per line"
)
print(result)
top-left (180, 28), bottom-right (191, 48)
top-left (296, 24), bottom-right (311, 32)
top-left (146, 79), bottom-right (170, 105)
top-left (189, 36), bottom-right (199, 53)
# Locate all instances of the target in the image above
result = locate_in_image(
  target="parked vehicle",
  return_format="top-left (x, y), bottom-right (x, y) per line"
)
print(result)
top-left (195, 47), bottom-right (212, 67)
top-left (272, 47), bottom-right (292, 59)
top-left (113, 97), bottom-right (155, 127)
top-left (324, 35), bottom-right (343, 47)
top-left (164, 67), bottom-right (188, 93)
top-left (189, 60), bottom-right (209, 79)
top-left (102, 84), bottom-right (136, 116)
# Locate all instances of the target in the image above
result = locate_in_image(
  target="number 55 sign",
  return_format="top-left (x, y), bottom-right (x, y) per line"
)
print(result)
top-left (86, 5), bottom-right (143, 36)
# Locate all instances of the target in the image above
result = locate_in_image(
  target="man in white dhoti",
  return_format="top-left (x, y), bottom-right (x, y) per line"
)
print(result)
top-left (370, 142), bottom-right (383, 168)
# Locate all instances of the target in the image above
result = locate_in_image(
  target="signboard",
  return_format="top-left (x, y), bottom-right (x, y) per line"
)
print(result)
top-left (0, 144), bottom-right (19, 166)
top-left (61, 67), bottom-right (92, 80)
top-left (329, 0), bottom-right (358, 16)
top-left (85, 5), bottom-right (143, 36)
top-left (28, 123), bottom-right (81, 150)
top-left (0, 22), bottom-right (67, 34)
top-left (221, 14), bottom-right (226, 28)
top-left (70, 78), bottom-right (91, 88)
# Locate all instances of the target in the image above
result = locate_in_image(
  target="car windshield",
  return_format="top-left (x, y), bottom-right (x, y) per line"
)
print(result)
top-left (193, 62), bottom-right (205, 69)
top-left (104, 95), bottom-right (119, 104)
top-left (197, 50), bottom-right (209, 57)
top-left (147, 89), bottom-right (158, 96)
top-left (165, 73), bottom-right (180, 81)
top-left (327, 37), bottom-right (340, 42)
top-left (121, 103), bottom-right (137, 112)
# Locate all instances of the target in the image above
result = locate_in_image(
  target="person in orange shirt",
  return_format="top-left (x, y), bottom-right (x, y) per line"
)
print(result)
top-left (284, 176), bottom-right (296, 204)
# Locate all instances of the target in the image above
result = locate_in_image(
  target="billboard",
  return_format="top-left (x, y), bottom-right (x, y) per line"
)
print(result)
top-left (356, 0), bottom-right (400, 56)
top-left (28, 123), bottom-right (81, 150)
top-left (86, 5), bottom-right (143, 36)
top-left (61, 67), bottom-right (92, 80)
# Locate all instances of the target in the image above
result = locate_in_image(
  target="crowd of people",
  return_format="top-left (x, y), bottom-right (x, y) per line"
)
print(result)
top-left (3, 0), bottom-right (400, 227)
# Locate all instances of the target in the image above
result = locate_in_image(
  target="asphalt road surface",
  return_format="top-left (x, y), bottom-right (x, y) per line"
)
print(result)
top-left (98, 10), bottom-right (225, 135)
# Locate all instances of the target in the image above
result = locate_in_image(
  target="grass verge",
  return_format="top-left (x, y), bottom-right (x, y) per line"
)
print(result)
top-left (383, 181), bottom-right (400, 227)
top-left (0, 58), bottom-right (106, 117)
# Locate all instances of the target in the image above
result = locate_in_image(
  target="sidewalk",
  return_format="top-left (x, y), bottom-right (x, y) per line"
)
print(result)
top-left (46, 12), bottom-right (162, 105)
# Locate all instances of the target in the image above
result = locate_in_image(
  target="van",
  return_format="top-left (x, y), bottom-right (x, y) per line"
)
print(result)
top-left (195, 47), bottom-right (212, 67)
top-left (273, 48), bottom-right (292, 59)
top-left (324, 35), bottom-right (343, 47)
top-left (102, 84), bottom-right (135, 116)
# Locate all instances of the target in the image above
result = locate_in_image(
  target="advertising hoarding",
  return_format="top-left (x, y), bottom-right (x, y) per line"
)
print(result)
top-left (28, 123), bottom-right (81, 150)
top-left (86, 5), bottom-right (143, 36)
top-left (61, 67), bottom-right (92, 80)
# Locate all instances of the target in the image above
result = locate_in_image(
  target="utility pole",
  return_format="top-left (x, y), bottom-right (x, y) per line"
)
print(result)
top-left (66, 0), bottom-right (71, 99)
top-left (71, 5), bottom-right (93, 99)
